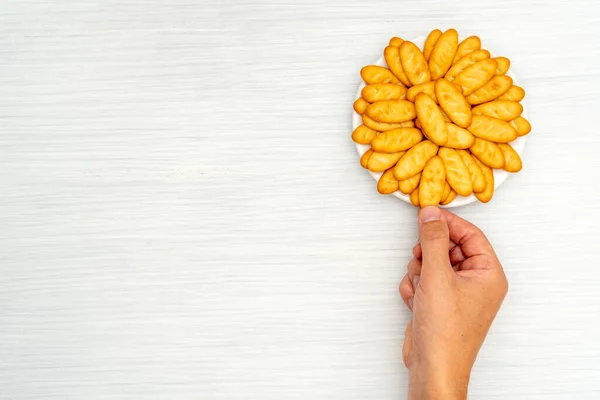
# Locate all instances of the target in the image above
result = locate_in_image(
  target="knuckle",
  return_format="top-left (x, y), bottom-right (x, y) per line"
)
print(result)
top-left (407, 258), bottom-right (422, 276)
top-left (492, 269), bottom-right (509, 298)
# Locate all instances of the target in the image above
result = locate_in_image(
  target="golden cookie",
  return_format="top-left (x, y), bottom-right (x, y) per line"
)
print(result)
top-left (472, 100), bottom-right (523, 121)
top-left (510, 116), bottom-right (531, 136)
top-left (457, 150), bottom-right (486, 193)
top-left (493, 57), bottom-right (511, 75)
top-left (445, 49), bottom-right (490, 81)
top-left (452, 81), bottom-right (464, 93)
top-left (439, 147), bottom-right (473, 196)
top-left (367, 151), bottom-right (405, 172)
top-left (371, 128), bottom-right (423, 153)
top-left (470, 138), bottom-right (505, 169)
top-left (366, 99), bottom-right (416, 123)
top-left (498, 85), bottom-right (525, 101)
top-left (389, 37), bottom-right (404, 47)
top-left (377, 168), bottom-right (400, 194)
top-left (440, 109), bottom-right (451, 122)
top-left (453, 35), bottom-right (481, 65)
top-left (441, 189), bottom-right (457, 205)
top-left (498, 143), bottom-right (523, 172)
top-left (406, 81), bottom-right (437, 103)
top-left (410, 187), bottom-right (420, 207)
top-left (446, 123), bottom-right (475, 149)
top-left (419, 156), bottom-right (446, 207)
top-left (453, 58), bottom-right (497, 96)
top-left (360, 149), bottom-right (374, 169)
top-left (441, 181), bottom-right (452, 202)
top-left (416, 111), bottom-right (450, 128)
top-left (399, 172), bottom-right (421, 194)
top-left (384, 45), bottom-right (412, 87)
top-left (467, 115), bottom-right (518, 143)
top-left (429, 28), bottom-right (459, 80)
top-left (466, 75), bottom-right (513, 105)
top-left (399, 41), bottom-right (431, 85)
top-left (474, 159), bottom-right (494, 203)
top-left (393, 140), bottom-right (439, 180)
top-left (415, 93), bottom-right (448, 146)
top-left (400, 120), bottom-right (415, 128)
top-left (352, 125), bottom-right (379, 145)
top-left (360, 65), bottom-right (401, 85)
top-left (435, 78), bottom-right (472, 128)
top-left (362, 83), bottom-right (407, 103)
top-left (423, 29), bottom-right (442, 61)
top-left (363, 115), bottom-right (406, 131)
top-left (353, 97), bottom-right (370, 114)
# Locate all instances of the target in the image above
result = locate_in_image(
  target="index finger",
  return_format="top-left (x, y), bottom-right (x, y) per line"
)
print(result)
top-left (441, 209), bottom-right (497, 260)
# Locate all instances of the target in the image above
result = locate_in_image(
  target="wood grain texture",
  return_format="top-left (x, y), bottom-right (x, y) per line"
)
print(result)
top-left (1, 0), bottom-right (600, 398)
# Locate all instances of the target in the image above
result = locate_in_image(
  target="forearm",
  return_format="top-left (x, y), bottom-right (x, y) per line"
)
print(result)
top-left (408, 366), bottom-right (470, 400)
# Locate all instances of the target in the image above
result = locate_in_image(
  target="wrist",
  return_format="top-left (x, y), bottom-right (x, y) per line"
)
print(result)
top-left (408, 362), bottom-right (470, 400)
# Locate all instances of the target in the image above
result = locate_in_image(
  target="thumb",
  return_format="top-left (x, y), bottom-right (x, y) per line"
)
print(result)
top-left (418, 206), bottom-right (452, 279)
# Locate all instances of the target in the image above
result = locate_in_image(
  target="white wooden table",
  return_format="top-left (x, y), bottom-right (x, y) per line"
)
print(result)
top-left (1, 0), bottom-right (600, 398)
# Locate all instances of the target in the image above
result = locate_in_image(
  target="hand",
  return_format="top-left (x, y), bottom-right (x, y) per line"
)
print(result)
top-left (399, 207), bottom-right (508, 400)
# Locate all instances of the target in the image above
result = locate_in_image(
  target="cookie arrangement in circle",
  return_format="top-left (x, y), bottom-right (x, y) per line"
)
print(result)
top-left (352, 29), bottom-right (531, 207)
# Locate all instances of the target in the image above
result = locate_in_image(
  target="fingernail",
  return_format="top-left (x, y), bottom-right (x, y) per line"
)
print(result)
top-left (412, 275), bottom-right (420, 288)
top-left (408, 297), bottom-right (414, 311)
top-left (420, 206), bottom-right (441, 223)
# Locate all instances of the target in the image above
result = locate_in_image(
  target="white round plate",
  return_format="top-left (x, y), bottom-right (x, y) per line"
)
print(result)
top-left (353, 36), bottom-right (528, 208)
